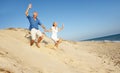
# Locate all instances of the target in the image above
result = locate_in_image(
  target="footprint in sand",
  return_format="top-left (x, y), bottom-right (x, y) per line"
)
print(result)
top-left (45, 44), bottom-right (65, 53)
top-left (0, 51), bottom-right (8, 56)
top-left (45, 44), bottom-right (56, 49)
top-left (0, 68), bottom-right (11, 73)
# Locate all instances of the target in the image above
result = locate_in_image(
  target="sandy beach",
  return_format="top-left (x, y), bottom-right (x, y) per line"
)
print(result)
top-left (0, 28), bottom-right (120, 73)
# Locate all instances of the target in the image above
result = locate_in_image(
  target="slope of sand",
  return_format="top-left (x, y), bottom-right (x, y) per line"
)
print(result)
top-left (0, 28), bottom-right (120, 73)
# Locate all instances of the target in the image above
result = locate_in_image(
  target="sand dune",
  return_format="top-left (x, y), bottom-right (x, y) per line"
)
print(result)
top-left (0, 28), bottom-right (120, 73)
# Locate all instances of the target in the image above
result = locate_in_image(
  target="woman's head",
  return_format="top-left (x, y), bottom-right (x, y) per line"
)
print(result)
top-left (53, 22), bottom-right (57, 27)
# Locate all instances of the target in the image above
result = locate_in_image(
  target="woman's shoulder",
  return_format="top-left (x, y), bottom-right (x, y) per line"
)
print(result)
top-left (51, 26), bottom-right (58, 30)
top-left (51, 26), bottom-right (54, 29)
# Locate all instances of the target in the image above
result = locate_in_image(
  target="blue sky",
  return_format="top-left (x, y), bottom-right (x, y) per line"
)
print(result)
top-left (0, 0), bottom-right (120, 41)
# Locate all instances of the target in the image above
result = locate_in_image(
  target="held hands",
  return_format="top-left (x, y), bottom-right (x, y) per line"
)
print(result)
top-left (44, 29), bottom-right (48, 32)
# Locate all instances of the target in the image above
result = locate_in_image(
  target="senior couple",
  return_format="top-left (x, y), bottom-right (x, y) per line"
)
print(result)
top-left (25, 4), bottom-right (64, 48)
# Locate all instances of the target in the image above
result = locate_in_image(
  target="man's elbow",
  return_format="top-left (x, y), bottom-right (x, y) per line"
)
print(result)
top-left (25, 12), bottom-right (28, 16)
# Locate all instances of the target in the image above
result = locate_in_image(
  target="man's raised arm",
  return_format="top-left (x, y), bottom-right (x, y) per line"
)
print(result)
top-left (25, 4), bottom-right (32, 16)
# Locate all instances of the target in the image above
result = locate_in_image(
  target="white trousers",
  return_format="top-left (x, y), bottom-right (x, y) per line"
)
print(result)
top-left (31, 28), bottom-right (42, 40)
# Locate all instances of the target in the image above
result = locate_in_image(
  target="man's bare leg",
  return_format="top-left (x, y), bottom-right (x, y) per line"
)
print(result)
top-left (30, 40), bottom-right (35, 46)
top-left (36, 36), bottom-right (43, 48)
top-left (38, 36), bottom-right (43, 43)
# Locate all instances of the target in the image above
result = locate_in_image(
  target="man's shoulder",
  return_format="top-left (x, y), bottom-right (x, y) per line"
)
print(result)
top-left (36, 18), bottom-right (40, 21)
top-left (27, 15), bottom-right (32, 18)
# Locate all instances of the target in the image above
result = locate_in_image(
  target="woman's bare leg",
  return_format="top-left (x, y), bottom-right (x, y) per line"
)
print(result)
top-left (55, 39), bottom-right (61, 48)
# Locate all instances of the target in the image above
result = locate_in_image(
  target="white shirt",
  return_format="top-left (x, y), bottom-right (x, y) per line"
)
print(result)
top-left (51, 27), bottom-right (59, 41)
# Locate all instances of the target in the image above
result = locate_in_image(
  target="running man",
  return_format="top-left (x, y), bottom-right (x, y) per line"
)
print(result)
top-left (25, 4), bottom-right (46, 48)
top-left (45, 22), bottom-right (64, 48)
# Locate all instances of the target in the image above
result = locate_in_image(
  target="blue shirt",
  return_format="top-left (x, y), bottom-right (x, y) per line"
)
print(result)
top-left (27, 15), bottom-right (42, 30)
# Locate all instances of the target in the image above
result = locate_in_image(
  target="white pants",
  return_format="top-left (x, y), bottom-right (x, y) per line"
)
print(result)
top-left (31, 28), bottom-right (42, 40)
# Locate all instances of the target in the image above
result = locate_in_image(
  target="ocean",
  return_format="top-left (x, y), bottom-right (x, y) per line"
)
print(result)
top-left (84, 34), bottom-right (120, 42)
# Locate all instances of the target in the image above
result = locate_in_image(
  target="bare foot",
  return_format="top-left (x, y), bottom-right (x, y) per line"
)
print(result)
top-left (53, 46), bottom-right (57, 50)
top-left (55, 44), bottom-right (58, 48)
top-left (30, 40), bottom-right (35, 46)
top-left (36, 42), bottom-right (40, 48)
top-left (59, 39), bottom-right (62, 43)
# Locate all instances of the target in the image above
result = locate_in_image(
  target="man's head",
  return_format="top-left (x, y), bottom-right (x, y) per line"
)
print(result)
top-left (53, 22), bottom-right (57, 27)
top-left (33, 12), bottom-right (38, 18)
